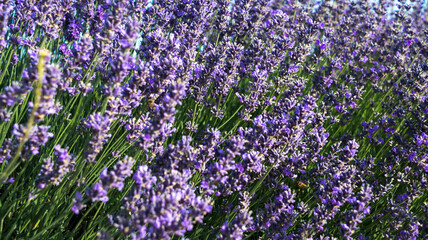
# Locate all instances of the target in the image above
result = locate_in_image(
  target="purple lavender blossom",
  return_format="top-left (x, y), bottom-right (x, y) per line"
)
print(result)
top-left (36, 145), bottom-right (75, 189)
top-left (88, 156), bottom-right (135, 203)
top-left (84, 113), bottom-right (113, 163)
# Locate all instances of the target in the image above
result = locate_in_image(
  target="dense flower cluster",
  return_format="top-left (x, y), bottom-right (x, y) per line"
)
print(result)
top-left (0, 0), bottom-right (427, 239)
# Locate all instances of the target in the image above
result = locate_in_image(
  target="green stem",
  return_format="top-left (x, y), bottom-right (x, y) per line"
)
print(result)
top-left (0, 49), bottom-right (49, 185)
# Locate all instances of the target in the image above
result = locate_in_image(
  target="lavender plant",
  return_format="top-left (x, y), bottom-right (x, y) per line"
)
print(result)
top-left (0, 0), bottom-right (427, 239)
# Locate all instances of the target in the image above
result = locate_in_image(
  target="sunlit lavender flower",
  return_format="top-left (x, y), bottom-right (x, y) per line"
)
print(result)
top-left (109, 166), bottom-right (212, 239)
top-left (36, 144), bottom-right (75, 189)
top-left (84, 113), bottom-right (113, 163)
top-left (88, 156), bottom-right (135, 203)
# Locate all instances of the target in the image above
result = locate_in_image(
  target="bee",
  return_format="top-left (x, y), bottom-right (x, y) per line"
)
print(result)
top-left (297, 181), bottom-right (308, 189)
top-left (147, 97), bottom-right (155, 108)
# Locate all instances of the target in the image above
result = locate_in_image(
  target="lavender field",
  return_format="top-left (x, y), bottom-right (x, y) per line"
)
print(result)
top-left (0, 0), bottom-right (427, 239)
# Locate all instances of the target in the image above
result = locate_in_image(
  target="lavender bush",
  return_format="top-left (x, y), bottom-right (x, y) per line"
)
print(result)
top-left (0, 0), bottom-right (427, 239)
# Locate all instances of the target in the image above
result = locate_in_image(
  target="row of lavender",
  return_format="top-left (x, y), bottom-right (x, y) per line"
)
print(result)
top-left (0, 0), bottom-right (427, 239)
